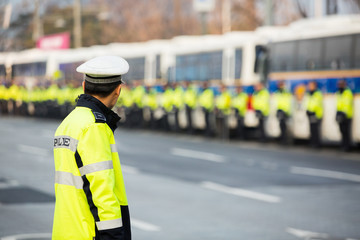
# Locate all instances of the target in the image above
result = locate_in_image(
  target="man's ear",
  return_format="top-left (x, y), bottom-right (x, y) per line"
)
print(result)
top-left (115, 84), bottom-right (122, 96)
top-left (82, 81), bottom-right (85, 91)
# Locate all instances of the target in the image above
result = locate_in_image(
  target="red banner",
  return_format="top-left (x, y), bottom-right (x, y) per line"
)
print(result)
top-left (36, 32), bottom-right (70, 50)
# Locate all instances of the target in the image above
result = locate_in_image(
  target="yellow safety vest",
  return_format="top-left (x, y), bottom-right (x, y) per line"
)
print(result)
top-left (162, 88), bottom-right (173, 112)
top-left (199, 88), bottom-right (215, 111)
top-left (253, 88), bottom-right (270, 117)
top-left (118, 87), bottom-right (133, 108)
top-left (336, 88), bottom-right (353, 119)
top-left (173, 86), bottom-right (184, 109)
top-left (184, 87), bottom-right (197, 109)
top-left (275, 90), bottom-right (292, 115)
top-left (232, 92), bottom-right (248, 117)
top-left (132, 86), bottom-right (145, 108)
top-left (143, 90), bottom-right (158, 110)
top-left (306, 90), bottom-right (323, 119)
top-left (216, 91), bottom-right (232, 115)
top-left (52, 94), bottom-right (130, 240)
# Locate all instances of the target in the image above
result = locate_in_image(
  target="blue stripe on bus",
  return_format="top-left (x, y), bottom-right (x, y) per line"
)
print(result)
top-left (268, 77), bottom-right (360, 94)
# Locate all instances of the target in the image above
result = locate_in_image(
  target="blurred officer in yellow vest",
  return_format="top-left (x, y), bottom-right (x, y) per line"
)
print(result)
top-left (336, 79), bottom-right (353, 151)
top-left (52, 56), bottom-right (131, 240)
top-left (143, 86), bottom-right (158, 129)
top-left (183, 81), bottom-right (197, 134)
top-left (231, 85), bottom-right (248, 140)
top-left (172, 82), bottom-right (184, 132)
top-left (198, 81), bottom-right (215, 136)
top-left (216, 84), bottom-right (231, 140)
top-left (161, 84), bottom-right (173, 130)
top-left (131, 82), bottom-right (145, 128)
top-left (306, 81), bottom-right (323, 148)
top-left (253, 82), bottom-right (269, 142)
top-left (274, 81), bottom-right (292, 144)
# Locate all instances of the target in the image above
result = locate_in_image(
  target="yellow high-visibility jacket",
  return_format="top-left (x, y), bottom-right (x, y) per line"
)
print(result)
top-left (274, 89), bottom-right (292, 116)
top-left (336, 88), bottom-right (353, 119)
top-left (53, 94), bottom-right (131, 240)
top-left (183, 87), bottom-right (197, 109)
top-left (231, 92), bottom-right (248, 117)
top-left (253, 88), bottom-right (270, 117)
top-left (306, 90), bottom-right (323, 119)
top-left (132, 86), bottom-right (145, 108)
top-left (143, 89), bottom-right (158, 110)
top-left (162, 88), bottom-right (174, 112)
top-left (199, 88), bottom-right (215, 111)
top-left (216, 91), bottom-right (232, 115)
top-left (173, 86), bottom-right (184, 109)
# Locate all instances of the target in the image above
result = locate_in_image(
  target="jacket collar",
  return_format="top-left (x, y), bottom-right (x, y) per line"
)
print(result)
top-left (76, 94), bottom-right (120, 132)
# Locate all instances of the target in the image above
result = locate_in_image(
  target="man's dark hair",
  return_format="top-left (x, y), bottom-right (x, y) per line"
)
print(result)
top-left (84, 80), bottom-right (121, 98)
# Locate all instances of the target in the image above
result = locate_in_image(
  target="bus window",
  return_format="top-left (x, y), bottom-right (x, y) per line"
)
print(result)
top-left (297, 38), bottom-right (323, 71)
top-left (59, 61), bottom-right (84, 84)
top-left (324, 35), bottom-right (352, 70)
top-left (12, 62), bottom-right (46, 78)
top-left (123, 57), bottom-right (146, 82)
top-left (155, 55), bottom-right (161, 79)
top-left (255, 45), bottom-right (268, 83)
top-left (269, 41), bottom-right (296, 72)
top-left (234, 49), bottom-right (242, 79)
top-left (175, 51), bottom-right (222, 82)
top-left (0, 64), bottom-right (6, 84)
top-left (354, 34), bottom-right (360, 68)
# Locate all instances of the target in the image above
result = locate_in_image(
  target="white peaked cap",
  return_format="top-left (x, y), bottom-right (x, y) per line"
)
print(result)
top-left (76, 55), bottom-right (129, 77)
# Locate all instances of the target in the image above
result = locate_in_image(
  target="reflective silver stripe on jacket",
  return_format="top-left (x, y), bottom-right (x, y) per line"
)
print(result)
top-left (110, 144), bottom-right (117, 153)
top-left (79, 160), bottom-right (113, 176)
top-left (54, 135), bottom-right (78, 152)
top-left (55, 171), bottom-right (83, 189)
top-left (96, 218), bottom-right (122, 230)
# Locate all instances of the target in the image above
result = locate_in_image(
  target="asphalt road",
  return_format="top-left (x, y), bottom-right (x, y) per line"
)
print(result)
top-left (0, 116), bottom-right (359, 240)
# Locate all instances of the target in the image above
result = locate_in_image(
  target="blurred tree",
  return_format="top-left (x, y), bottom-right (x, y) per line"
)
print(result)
top-left (1, 0), bottom-right (360, 51)
top-left (232, 0), bottom-right (260, 31)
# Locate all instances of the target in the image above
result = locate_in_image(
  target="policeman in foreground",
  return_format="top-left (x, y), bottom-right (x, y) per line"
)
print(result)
top-left (52, 56), bottom-right (131, 240)
top-left (336, 79), bottom-right (353, 151)
top-left (306, 80), bottom-right (323, 148)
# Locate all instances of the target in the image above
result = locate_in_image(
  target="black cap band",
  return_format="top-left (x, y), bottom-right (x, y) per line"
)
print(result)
top-left (85, 74), bottom-right (123, 84)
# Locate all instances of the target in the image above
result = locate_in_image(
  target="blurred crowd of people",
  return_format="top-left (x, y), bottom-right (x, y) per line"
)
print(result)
top-left (0, 79), bottom-right (354, 150)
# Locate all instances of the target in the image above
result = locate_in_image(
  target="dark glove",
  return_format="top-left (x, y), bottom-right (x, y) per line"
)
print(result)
top-left (336, 111), bottom-right (346, 123)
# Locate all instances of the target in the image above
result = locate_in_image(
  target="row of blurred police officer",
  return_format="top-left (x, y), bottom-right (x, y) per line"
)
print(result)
top-left (253, 79), bottom-right (353, 150)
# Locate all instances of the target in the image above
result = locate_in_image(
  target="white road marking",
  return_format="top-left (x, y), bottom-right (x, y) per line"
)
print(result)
top-left (170, 148), bottom-right (226, 163)
top-left (286, 227), bottom-right (329, 239)
top-left (0, 180), bottom-right (19, 189)
top-left (121, 165), bottom-right (139, 174)
top-left (290, 166), bottom-right (360, 183)
top-left (201, 181), bottom-right (282, 203)
top-left (1, 233), bottom-right (51, 240)
top-left (17, 144), bottom-right (49, 157)
top-left (131, 218), bottom-right (161, 232)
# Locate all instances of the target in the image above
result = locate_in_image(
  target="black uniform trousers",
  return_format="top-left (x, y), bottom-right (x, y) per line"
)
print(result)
top-left (339, 118), bottom-right (352, 151)
top-left (235, 110), bottom-right (245, 140)
top-left (185, 105), bottom-right (193, 134)
top-left (256, 110), bottom-right (267, 142)
top-left (277, 110), bottom-right (288, 144)
top-left (203, 107), bottom-right (213, 137)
